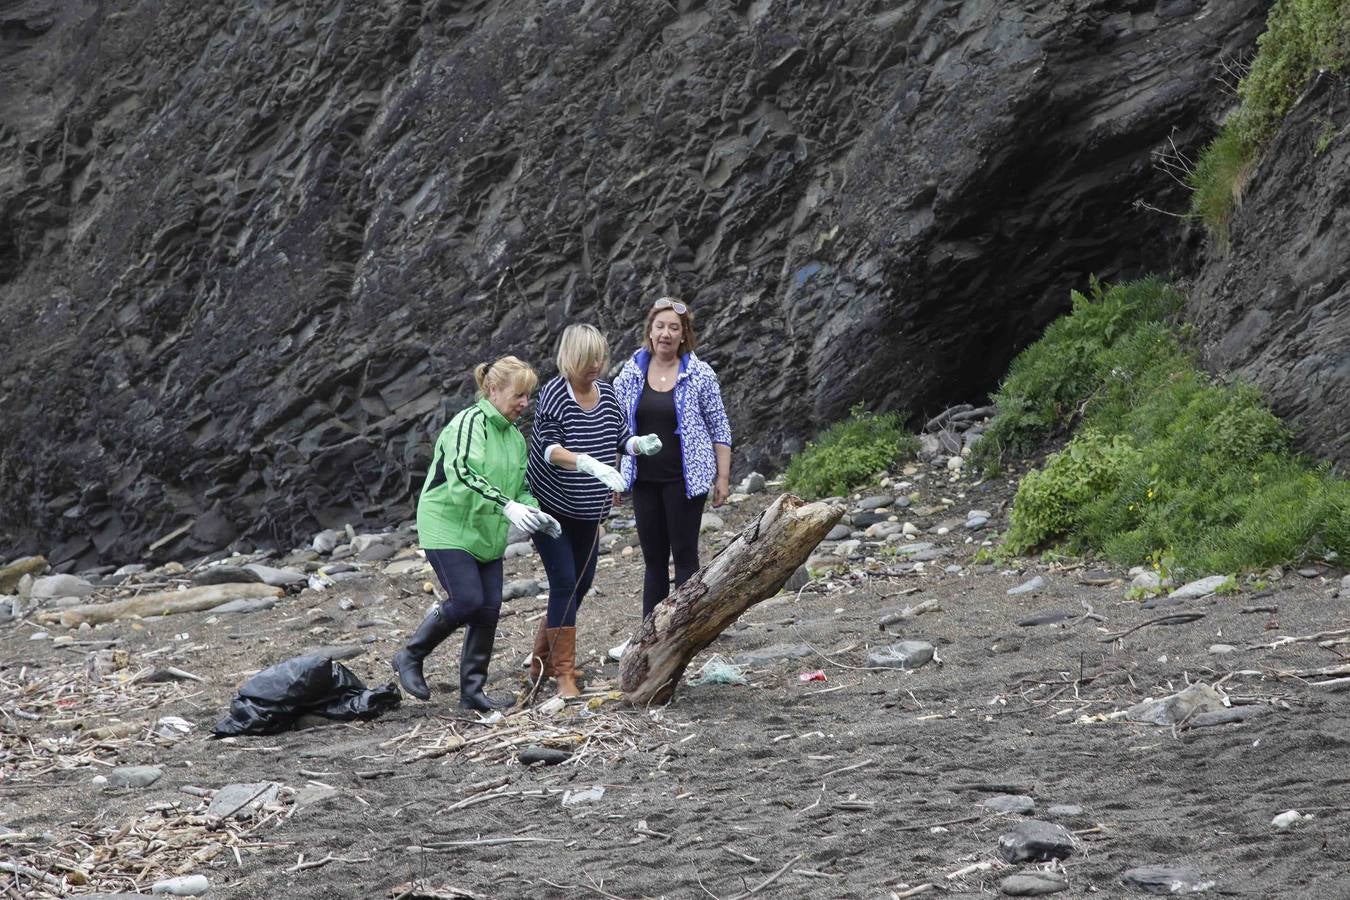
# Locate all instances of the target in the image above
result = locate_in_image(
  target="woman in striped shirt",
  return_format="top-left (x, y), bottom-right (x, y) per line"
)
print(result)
top-left (526, 324), bottom-right (661, 697)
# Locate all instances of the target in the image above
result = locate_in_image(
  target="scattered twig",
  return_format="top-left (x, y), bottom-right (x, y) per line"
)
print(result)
top-left (725, 853), bottom-right (803, 900)
top-left (1099, 612), bottom-right (1205, 643)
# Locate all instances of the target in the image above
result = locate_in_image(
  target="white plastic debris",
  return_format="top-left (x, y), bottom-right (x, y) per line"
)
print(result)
top-left (151, 873), bottom-right (210, 895)
top-left (1272, 809), bottom-right (1311, 831)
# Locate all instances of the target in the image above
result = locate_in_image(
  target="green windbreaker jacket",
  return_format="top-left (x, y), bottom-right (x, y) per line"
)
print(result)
top-left (416, 398), bottom-right (538, 561)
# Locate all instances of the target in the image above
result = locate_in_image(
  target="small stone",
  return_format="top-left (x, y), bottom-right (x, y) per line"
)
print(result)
top-left (858, 495), bottom-right (895, 510)
top-left (1126, 683), bottom-right (1225, 726)
top-left (1169, 575), bottom-right (1230, 599)
top-left (850, 511), bottom-right (887, 527)
top-left (896, 542), bottom-right (934, 556)
top-left (1296, 567), bottom-right (1320, 578)
top-left (208, 782), bottom-right (280, 819)
top-left (1208, 644), bottom-right (1238, 655)
top-left (243, 564), bottom-right (307, 586)
top-left (1016, 610), bottom-right (1071, 627)
top-left (836, 539), bottom-right (862, 558)
top-left (1120, 866), bottom-right (1214, 894)
top-left (865, 522), bottom-right (902, 540)
top-left (108, 766), bottom-right (163, 789)
top-left (519, 747), bottom-right (572, 766)
top-left (312, 530), bottom-right (341, 554)
top-left (382, 558), bottom-right (428, 577)
top-left (867, 641), bottom-right (935, 670)
top-left (1047, 804), bottom-right (1083, 818)
top-left (30, 574), bottom-right (96, 599)
top-left (981, 794), bottom-right (1035, 814)
top-left (621, 546), bottom-right (635, 558)
top-left (357, 542), bottom-right (396, 562)
top-left (1007, 575), bottom-right (1047, 595)
top-left (1340, 574), bottom-right (1350, 595)
top-left (191, 566), bottom-right (262, 586)
top-left (700, 513), bottom-right (725, 532)
top-left (783, 566), bottom-right (810, 593)
top-left (824, 525), bottom-right (852, 542)
top-left (1131, 571), bottom-right (1163, 592)
top-left (1000, 871), bottom-right (1069, 896)
top-left (502, 579), bottom-right (542, 601)
top-left (0, 556), bottom-right (48, 594)
top-left (902, 522), bottom-right (920, 537)
top-left (739, 472), bottom-right (767, 493)
top-left (968, 509), bottom-right (991, 519)
top-left (965, 516), bottom-right (988, 530)
top-left (997, 819), bottom-right (1076, 862)
top-left (504, 541), bottom-right (533, 559)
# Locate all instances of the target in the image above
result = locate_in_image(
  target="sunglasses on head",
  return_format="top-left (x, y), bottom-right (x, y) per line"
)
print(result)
top-left (653, 298), bottom-right (688, 315)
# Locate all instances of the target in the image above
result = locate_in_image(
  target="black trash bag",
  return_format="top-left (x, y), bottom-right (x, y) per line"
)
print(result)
top-left (212, 654), bottom-right (401, 737)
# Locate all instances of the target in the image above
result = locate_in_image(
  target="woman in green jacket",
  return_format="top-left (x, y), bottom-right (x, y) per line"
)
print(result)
top-left (393, 356), bottom-right (561, 710)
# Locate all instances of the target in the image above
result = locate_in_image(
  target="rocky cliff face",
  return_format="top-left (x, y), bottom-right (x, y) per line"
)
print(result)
top-left (0, 0), bottom-right (1269, 568)
top-left (1188, 72), bottom-right (1350, 472)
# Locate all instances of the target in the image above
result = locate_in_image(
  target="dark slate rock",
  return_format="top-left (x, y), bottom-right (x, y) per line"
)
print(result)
top-left (1120, 866), bottom-right (1214, 894)
top-left (997, 820), bottom-right (1076, 863)
top-left (192, 565), bottom-right (263, 586)
top-left (519, 747), bottom-right (572, 766)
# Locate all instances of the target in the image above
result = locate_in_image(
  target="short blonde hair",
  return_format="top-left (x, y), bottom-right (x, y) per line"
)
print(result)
top-left (642, 297), bottom-right (697, 355)
top-left (556, 324), bottom-right (610, 380)
top-left (473, 355), bottom-right (538, 398)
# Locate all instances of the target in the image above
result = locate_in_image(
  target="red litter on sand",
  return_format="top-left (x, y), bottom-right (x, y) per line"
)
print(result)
top-left (798, 670), bottom-right (827, 683)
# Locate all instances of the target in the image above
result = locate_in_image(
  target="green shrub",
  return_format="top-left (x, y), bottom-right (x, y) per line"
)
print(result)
top-left (1189, 0), bottom-right (1350, 234)
top-left (1004, 430), bottom-right (1141, 554)
top-left (1000, 286), bottom-right (1349, 573)
top-left (784, 404), bottom-right (919, 499)
top-left (972, 277), bottom-right (1183, 472)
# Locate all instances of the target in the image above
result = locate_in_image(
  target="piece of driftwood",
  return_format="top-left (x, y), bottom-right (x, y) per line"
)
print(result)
top-left (37, 583), bottom-right (284, 627)
top-left (620, 494), bottom-right (844, 706)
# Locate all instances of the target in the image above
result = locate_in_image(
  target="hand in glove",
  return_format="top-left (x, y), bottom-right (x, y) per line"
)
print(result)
top-left (535, 510), bottom-right (562, 539)
top-left (633, 434), bottom-right (663, 456)
top-left (575, 453), bottom-right (626, 492)
top-left (503, 500), bottom-right (547, 534)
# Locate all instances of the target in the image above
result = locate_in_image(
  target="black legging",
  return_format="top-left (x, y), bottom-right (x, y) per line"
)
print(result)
top-left (631, 480), bottom-right (707, 618)
top-left (531, 507), bottom-right (600, 628)
top-left (425, 548), bottom-right (503, 628)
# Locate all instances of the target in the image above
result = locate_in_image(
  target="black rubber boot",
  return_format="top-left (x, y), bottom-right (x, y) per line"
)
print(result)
top-left (391, 607), bottom-right (456, 700)
top-left (458, 623), bottom-right (515, 711)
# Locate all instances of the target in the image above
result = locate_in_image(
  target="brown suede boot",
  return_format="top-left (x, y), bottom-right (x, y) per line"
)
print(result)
top-left (528, 618), bottom-right (549, 681)
top-left (548, 626), bottom-right (581, 698)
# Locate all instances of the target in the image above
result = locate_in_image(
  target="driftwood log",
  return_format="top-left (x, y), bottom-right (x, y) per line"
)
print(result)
top-left (37, 583), bottom-right (284, 628)
top-left (620, 494), bottom-right (844, 706)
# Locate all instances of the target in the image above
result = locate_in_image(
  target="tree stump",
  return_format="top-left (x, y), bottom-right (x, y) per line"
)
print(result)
top-left (620, 494), bottom-right (844, 706)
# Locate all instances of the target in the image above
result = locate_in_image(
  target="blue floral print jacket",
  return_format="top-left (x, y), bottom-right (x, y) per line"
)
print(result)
top-left (613, 349), bottom-right (733, 499)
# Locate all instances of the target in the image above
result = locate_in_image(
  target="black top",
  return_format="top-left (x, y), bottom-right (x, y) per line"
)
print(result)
top-left (635, 381), bottom-right (682, 483)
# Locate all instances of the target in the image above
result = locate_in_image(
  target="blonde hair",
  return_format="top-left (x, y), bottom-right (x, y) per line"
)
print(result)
top-left (642, 297), bottom-right (697, 354)
top-left (473, 355), bottom-right (538, 397)
top-left (556, 324), bottom-right (610, 381)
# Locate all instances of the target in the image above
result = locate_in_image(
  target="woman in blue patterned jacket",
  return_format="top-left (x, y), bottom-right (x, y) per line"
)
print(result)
top-left (614, 297), bottom-right (733, 620)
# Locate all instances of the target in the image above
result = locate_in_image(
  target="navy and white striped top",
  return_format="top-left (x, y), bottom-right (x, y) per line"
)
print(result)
top-left (527, 376), bottom-right (632, 521)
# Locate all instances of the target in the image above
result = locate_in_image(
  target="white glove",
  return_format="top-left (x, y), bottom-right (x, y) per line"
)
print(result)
top-left (503, 500), bottom-right (546, 535)
top-left (575, 453), bottom-right (626, 492)
top-left (536, 511), bottom-right (562, 539)
top-left (633, 434), bottom-right (663, 456)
